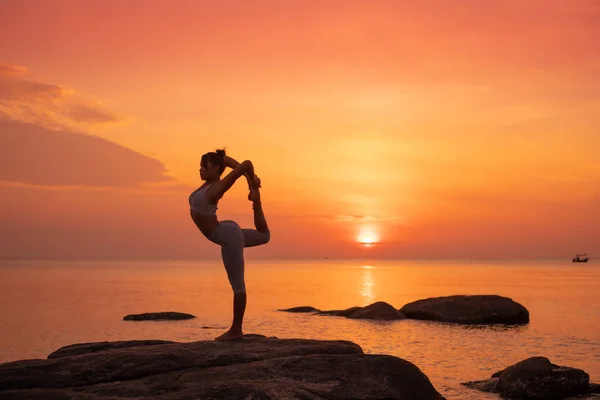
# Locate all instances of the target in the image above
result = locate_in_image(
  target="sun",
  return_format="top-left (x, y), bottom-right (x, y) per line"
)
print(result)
top-left (357, 226), bottom-right (379, 246)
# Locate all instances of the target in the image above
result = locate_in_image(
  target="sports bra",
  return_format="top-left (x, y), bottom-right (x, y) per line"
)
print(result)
top-left (189, 184), bottom-right (217, 215)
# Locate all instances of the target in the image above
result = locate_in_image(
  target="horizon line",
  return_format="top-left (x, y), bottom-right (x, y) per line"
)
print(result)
top-left (0, 256), bottom-right (590, 262)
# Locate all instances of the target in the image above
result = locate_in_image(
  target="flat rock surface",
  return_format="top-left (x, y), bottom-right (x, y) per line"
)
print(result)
top-left (123, 311), bottom-right (196, 321)
top-left (278, 306), bottom-right (320, 313)
top-left (47, 340), bottom-right (175, 359)
top-left (0, 336), bottom-right (444, 400)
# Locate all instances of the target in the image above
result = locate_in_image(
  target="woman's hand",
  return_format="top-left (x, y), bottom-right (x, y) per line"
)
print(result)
top-left (252, 175), bottom-right (261, 189)
top-left (247, 174), bottom-right (260, 190)
top-left (206, 159), bottom-right (255, 203)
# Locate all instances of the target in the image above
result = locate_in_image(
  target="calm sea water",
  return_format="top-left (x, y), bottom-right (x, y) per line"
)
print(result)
top-left (1, 259), bottom-right (599, 399)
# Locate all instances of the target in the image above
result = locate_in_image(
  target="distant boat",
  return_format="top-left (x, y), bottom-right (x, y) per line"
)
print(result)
top-left (572, 253), bottom-right (589, 263)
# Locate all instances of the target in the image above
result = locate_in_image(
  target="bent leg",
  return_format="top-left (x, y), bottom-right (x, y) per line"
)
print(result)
top-left (243, 191), bottom-right (270, 248)
top-left (251, 198), bottom-right (269, 234)
top-left (242, 228), bottom-right (270, 248)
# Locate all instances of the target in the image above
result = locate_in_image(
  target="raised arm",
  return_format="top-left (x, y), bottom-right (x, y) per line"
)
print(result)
top-left (205, 159), bottom-right (257, 203)
top-left (223, 155), bottom-right (254, 189)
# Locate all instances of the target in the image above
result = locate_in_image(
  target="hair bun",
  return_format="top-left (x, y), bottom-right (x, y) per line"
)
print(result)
top-left (215, 149), bottom-right (226, 158)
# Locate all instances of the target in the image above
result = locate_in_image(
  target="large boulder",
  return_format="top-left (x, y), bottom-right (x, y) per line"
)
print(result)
top-left (462, 356), bottom-right (597, 399)
top-left (399, 295), bottom-right (529, 325)
top-left (123, 312), bottom-right (196, 321)
top-left (0, 336), bottom-right (444, 400)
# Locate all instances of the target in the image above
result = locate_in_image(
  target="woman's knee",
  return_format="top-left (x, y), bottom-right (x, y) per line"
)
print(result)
top-left (262, 230), bottom-right (270, 244)
top-left (242, 229), bottom-right (270, 247)
top-left (222, 247), bottom-right (245, 293)
top-left (231, 278), bottom-right (246, 294)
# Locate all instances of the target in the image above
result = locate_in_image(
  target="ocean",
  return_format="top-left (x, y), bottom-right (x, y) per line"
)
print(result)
top-left (1, 259), bottom-right (598, 399)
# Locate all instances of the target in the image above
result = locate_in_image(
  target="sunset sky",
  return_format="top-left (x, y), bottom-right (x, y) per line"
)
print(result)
top-left (1, 0), bottom-right (599, 259)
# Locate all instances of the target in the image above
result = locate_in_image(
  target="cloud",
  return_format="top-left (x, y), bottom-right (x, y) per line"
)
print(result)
top-left (0, 119), bottom-right (174, 187)
top-left (63, 100), bottom-right (122, 125)
top-left (0, 62), bottom-right (123, 130)
top-left (0, 62), bottom-right (27, 76)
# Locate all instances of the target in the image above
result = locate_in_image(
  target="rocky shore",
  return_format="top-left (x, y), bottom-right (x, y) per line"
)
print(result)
top-left (280, 295), bottom-right (530, 325)
top-left (0, 335), bottom-right (444, 400)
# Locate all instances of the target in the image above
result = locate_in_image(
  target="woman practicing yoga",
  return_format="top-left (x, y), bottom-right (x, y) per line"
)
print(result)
top-left (189, 149), bottom-right (270, 341)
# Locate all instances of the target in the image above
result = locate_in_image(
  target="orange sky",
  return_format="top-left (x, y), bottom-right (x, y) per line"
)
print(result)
top-left (1, 0), bottom-right (599, 259)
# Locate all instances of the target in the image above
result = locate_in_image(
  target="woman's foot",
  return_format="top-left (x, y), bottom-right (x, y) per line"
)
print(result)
top-left (214, 327), bottom-right (244, 341)
top-left (248, 187), bottom-right (261, 202)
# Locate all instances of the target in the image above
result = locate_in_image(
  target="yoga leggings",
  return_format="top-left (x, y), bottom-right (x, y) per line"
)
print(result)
top-left (208, 220), bottom-right (270, 293)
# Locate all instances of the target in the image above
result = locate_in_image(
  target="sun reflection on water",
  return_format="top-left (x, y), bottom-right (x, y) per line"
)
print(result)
top-left (360, 265), bottom-right (375, 304)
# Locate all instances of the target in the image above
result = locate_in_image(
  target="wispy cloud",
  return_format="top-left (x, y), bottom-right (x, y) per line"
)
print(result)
top-left (0, 62), bottom-right (125, 131)
top-left (0, 62), bottom-right (27, 76)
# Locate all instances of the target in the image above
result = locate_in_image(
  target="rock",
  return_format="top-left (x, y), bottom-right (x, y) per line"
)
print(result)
top-left (461, 356), bottom-right (596, 400)
top-left (241, 334), bottom-right (275, 339)
top-left (318, 306), bottom-right (362, 317)
top-left (282, 303), bottom-right (405, 321)
top-left (0, 336), bottom-right (444, 400)
top-left (282, 296), bottom-right (528, 325)
top-left (48, 340), bottom-right (174, 359)
top-left (123, 312), bottom-right (196, 321)
top-left (498, 357), bottom-right (589, 399)
top-left (399, 295), bottom-right (529, 325)
top-left (347, 301), bottom-right (406, 320)
top-left (278, 306), bottom-right (320, 313)
top-left (494, 356), bottom-right (553, 380)
top-left (461, 378), bottom-right (499, 392)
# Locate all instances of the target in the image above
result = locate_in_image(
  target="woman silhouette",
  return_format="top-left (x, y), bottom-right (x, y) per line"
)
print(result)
top-left (189, 149), bottom-right (270, 340)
